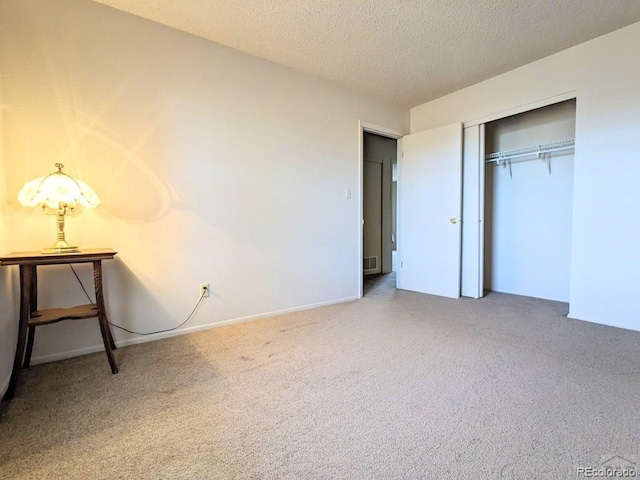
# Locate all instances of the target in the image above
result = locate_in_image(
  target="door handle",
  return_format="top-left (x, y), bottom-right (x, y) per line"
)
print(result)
top-left (450, 218), bottom-right (458, 224)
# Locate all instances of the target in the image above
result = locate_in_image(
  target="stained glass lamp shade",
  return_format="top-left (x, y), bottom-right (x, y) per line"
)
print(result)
top-left (17, 163), bottom-right (100, 254)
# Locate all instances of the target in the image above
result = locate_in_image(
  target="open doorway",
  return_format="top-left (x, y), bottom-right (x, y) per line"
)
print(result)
top-left (362, 131), bottom-right (398, 296)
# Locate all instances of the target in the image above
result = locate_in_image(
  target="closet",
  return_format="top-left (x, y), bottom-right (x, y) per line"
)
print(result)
top-left (482, 99), bottom-right (576, 302)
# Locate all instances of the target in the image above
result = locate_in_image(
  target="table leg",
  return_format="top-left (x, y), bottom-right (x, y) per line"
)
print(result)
top-left (94, 261), bottom-right (118, 374)
top-left (23, 327), bottom-right (36, 369)
top-left (23, 268), bottom-right (38, 368)
top-left (3, 265), bottom-right (33, 401)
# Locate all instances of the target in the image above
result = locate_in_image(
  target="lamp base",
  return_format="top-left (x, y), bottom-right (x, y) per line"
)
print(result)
top-left (42, 240), bottom-right (79, 255)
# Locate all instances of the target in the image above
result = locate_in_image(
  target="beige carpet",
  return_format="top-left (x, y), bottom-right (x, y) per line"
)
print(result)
top-left (1, 274), bottom-right (639, 479)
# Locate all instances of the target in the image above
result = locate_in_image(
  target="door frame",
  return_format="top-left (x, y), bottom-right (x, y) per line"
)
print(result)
top-left (358, 121), bottom-right (404, 299)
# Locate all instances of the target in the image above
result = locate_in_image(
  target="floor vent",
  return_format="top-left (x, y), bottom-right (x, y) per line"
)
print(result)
top-left (363, 256), bottom-right (379, 272)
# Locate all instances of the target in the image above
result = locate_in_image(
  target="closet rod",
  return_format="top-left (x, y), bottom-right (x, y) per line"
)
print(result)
top-left (485, 139), bottom-right (575, 163)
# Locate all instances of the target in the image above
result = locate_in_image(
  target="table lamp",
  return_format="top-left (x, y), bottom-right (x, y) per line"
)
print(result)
top-left (17, 163), bottom-right (100, 254)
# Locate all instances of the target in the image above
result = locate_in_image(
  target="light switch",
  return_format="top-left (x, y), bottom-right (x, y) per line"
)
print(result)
top-left (345, 188), bottom-right (352, 199)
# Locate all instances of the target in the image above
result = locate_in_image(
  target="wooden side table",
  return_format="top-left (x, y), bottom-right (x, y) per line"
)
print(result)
top-left (0, 248), bottom-right (119, 401)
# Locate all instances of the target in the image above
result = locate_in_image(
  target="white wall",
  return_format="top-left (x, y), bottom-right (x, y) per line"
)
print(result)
top-left (412, 22), bottom-right (640, 331)
top-left (484, 100), bottom-right (576, 302)
top-left (0, 0), bottom-right (408, 370)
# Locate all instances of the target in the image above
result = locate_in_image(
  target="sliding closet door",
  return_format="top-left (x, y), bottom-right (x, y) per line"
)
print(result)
top-left (397, 123), bottom-right (463, 298)
top-left (461, 124), bottom-right (485, 298)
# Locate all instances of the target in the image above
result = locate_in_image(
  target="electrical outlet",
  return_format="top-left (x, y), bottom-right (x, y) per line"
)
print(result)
top-left (199, 283), bottom-right (209, 298)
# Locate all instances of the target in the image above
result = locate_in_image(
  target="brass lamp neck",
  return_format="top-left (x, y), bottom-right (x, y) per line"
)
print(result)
top-left (42, 203), bottom-right (79, 254)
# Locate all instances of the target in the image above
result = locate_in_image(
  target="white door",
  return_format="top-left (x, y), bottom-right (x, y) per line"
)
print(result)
top-left (397, 123), bottom-right (463, 298)
top-left (461, 124), bottom-right (485, 298)
top-left (363, 160), bottom-right (382, 275)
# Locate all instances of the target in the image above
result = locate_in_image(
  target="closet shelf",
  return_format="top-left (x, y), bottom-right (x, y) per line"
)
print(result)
top-left (485, 139), bottom-right (575, 164)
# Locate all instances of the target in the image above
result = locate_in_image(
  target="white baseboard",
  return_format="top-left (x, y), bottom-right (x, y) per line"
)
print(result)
top-left (30, 344), bottom-right (112, 365)
top-left (567, 310), bottom-right (640, 334)
top-left (30, 295), bottom-right (359, 366)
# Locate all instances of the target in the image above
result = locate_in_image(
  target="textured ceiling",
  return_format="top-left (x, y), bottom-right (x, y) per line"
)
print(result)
top-left (91, 0), bottom-right (640, 107)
